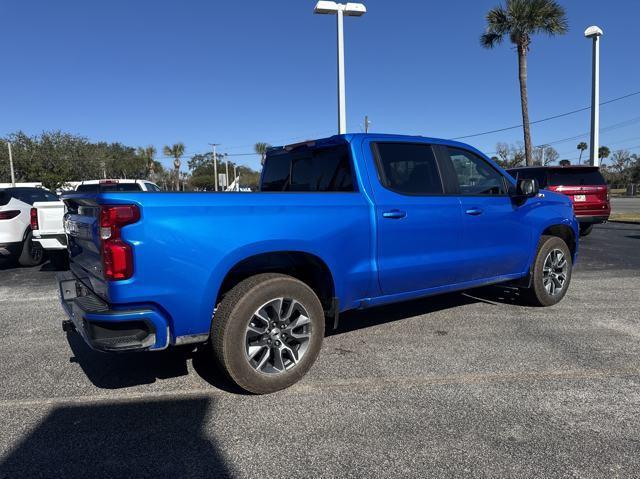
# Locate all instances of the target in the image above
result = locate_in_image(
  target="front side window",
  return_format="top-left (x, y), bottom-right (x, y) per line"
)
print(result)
top-left (374, 143), bottom-right (443, 195)
top-left (448, 148), bottom-right (506, 195)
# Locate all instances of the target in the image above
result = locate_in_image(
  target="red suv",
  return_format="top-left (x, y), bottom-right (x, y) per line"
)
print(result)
top-left (507, 166), bottom-right (610, 236)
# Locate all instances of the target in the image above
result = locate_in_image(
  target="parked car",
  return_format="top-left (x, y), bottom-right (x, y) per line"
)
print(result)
top-left (57, 134), bottom-right (578, 394)
top-left (0, 187), bottom-right (59, 266)
top-left (31, 199), bottom-right (68, 270)
top-left (507, 166), bottom-right (610, 236)
top-left (75, 179), bottom-right (161, 193)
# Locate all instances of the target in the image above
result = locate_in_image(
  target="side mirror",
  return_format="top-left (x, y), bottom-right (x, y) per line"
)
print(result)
top-left (511, 178), bottom-right (539, 199)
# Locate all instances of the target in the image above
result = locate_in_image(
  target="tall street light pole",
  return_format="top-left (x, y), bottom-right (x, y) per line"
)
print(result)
top-left (314, 1), bottom-right (367, 135)
top-left (209, 143), bottom-right (220, 191)
top-left (585, 25), bottom-right (603, 167)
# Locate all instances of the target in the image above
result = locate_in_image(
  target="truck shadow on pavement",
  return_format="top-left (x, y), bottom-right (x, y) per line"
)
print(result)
top-left (66, 286), bottom-right (522, 393)
top-left (329, 286), bottom-right (522, 337)
top-left (0, 397), bottom-right (233, 478)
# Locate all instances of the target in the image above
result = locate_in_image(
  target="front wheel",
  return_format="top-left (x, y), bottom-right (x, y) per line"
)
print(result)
top-left (521, 235), bottom-right (573, 307)
top-left (579, 224), bottom-right (594, 237)
top-left (210, 273), bottom-right (325, 394)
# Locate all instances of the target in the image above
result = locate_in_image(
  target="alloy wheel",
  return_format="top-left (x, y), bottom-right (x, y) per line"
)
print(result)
top-left (244, 298), bottom-right (312, 374)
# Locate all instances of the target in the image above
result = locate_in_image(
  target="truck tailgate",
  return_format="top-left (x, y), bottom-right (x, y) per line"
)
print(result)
top-left (63, 197), bottom-right (108, 300)
top-left (33, 201), bottom-right (65, 235)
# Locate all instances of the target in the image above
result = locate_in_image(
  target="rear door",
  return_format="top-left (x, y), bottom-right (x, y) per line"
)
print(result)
top-left (363, 140), bottom-right (465, 296)
top-left (442, 147), bottom-right (532, 280)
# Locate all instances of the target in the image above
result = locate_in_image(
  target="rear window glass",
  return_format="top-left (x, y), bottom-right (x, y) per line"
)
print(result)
top-left (374, 143), bottom-right (443, 195)
top-left (508, 168), bottom-right (548, 188)
top-left (3, 188), bottom-right (58, 205)
top-left (76, 183), bottom-right (143, 193)
top-left (547, 169), bottom-right (605, 186)
top-left (262, 144), bottom-right (354, 192)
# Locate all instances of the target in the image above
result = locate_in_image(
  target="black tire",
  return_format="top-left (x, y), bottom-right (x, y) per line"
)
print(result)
top-left (210, 273), bottom-right (325, 394)
top-left (579, 224), bottom-right (594, 237)
top-left (521, 235), bottom-right (573, 307)
top-left (18, 230), bottom-right (45, 267)
top-left (49, 250), bottom-right (70, 270)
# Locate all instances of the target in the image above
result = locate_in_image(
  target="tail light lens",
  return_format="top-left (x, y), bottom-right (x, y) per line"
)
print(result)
top-left (0, 210), bottom-right (20, 220)
top-left (30, 208), bottom-right (39, 230)
top-left (100, 205), bottom-right (140, 280)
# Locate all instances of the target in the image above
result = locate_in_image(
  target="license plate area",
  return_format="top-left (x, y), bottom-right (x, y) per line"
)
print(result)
top-left (574, 195), bottom-right (586, 202)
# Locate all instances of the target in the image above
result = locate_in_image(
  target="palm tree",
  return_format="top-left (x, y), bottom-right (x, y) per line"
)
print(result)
top-left (254, 142), bottom-right (271, 166)
top-left (598, 145), bottom-right (610, 165)
top-left (136, 145), bottom-right (157, 178)
top-left (577, 142), bottom-right (588, 164)
top-left (163, 143), bottom-right (185, 191)
top-left (481, 0), bottom-right (568, 166)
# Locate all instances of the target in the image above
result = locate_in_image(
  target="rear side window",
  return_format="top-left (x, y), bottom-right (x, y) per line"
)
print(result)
top-left (0, 191), bottom-right (9, 206)
top-left (547, 169), bottom-right (605, 186)
top-left (374, 143), bottom-right (443, 195)
top-left (448, 148), bottom-right (506, 195)
top-left (262, 144), bottom-right (354, 192)
top-left (145, 183), bottom-right (161, 192)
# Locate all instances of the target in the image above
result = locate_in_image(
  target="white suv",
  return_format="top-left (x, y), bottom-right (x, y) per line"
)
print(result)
top-left (0, 187), bottom-right (59, 266)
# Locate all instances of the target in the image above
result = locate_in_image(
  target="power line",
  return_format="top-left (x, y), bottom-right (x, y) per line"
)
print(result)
top-left (451, 90), bottom-right (640, 140)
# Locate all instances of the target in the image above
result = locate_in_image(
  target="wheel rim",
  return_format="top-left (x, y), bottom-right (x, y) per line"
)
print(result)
top-left (245, 298), bottom-right (312, 374)
top-left (542, 248), bottom-right (569, 297)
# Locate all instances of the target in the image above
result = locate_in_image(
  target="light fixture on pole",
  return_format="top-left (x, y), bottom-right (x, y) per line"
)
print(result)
top-left (585, 25), bottom-right (603, 167)
top-left (314, 1), bottom-right (367, 135)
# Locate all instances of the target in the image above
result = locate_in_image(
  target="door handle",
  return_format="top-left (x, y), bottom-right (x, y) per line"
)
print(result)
top-left (382, 209), bottom-right (407, 219)
top-left (465, 208), bottom-right (483, 216)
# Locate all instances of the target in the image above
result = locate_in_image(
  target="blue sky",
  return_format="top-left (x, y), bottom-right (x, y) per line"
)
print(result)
top-left (1, 0), bottom-right (639, 171)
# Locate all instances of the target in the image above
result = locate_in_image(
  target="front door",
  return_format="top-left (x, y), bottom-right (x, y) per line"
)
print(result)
top-left (444, 146), bottom-right (533, 280)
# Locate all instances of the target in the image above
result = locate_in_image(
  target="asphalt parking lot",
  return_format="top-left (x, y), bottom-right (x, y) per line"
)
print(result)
top-left (1, 222), bottom-right (639, 478)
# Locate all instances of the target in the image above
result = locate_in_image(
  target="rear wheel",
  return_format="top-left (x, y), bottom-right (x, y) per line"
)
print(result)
top-left (521, 235), bottom-right (572, 307)
top-left (210, 273), bottom-right (325, 394)
top-left (579, 224), bottom-right (594, 236)
top-left (18, 230), bottom-right (45, 267)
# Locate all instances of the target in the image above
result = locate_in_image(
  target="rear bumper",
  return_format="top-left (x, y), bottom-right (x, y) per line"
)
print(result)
top-left (33, 233), bottom-right (67, 250)
top-left (0, 242), bottom-right (22, 257)
top-left (56, 270), bottom-right (170, 352)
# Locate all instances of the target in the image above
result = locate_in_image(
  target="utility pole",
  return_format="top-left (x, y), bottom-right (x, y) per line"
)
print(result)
top-left (585, 26), bottom-right (603, 167)
top-left (225, 154), bottom-right (230, 192)
top-left (364, 115), bottom-right (371, 133)
top-left (234, 165), bottom-right (238, 191)
top-left (209, 143), bottom-right (220, 191)
top-left (7, 142), bottom-right (16, 187)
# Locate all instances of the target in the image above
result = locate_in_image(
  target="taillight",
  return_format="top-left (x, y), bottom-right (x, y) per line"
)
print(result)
top-left (0, 210), bottom-right (20, 220)
top-left (30, 208), bottom-right (39, 230)
top-left (100, 205), bottom-right (140, 280)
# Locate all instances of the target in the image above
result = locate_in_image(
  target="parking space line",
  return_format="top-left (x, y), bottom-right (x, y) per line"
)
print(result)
top-left (1, 367), bottom-right (639, 408)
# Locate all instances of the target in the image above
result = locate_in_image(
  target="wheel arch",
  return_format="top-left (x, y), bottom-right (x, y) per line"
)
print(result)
top-left (541, 223), bottom-right (577, 259)
top-left (215, 251), bottom-right (336, 313)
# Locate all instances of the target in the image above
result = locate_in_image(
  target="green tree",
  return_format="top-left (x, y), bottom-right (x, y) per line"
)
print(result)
top-left (254, 142), bottom-right (271, 166)
top-left (136, 145), bottom-right (157, 178)
top-left (577, 141), bottom-right (588, 164)
top-left (598, 145), bottom-right (610, 164)
top-left (481, 0), bottom-right (568, 166)
top-left (163, 143), bottom-right (185, 191)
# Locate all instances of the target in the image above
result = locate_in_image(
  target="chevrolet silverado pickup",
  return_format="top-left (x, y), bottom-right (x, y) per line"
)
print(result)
top-left (57, 134), bottom-right (579, 394)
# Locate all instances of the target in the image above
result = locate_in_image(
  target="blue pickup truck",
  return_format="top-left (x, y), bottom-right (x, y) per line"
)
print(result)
top-left (58, 134), bottom-right (578, 393)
